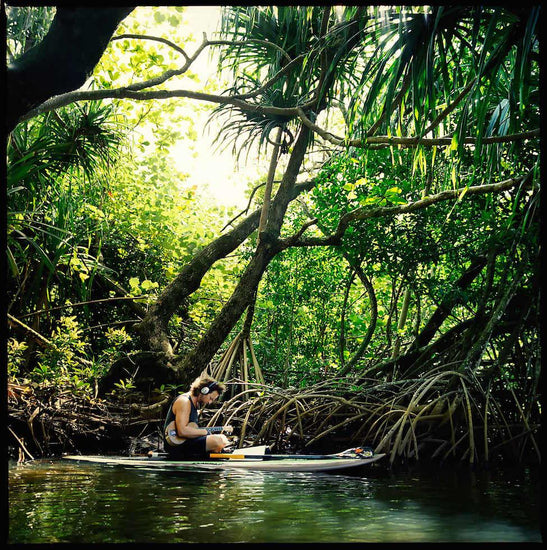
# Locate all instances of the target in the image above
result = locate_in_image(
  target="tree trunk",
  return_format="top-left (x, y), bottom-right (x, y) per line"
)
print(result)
top-left (101, 6), bottom-right (362, 389)
top-left (408, 254), bottom-right (488, 351)
top-left (100, 126), bottom-right (311, 392)
top-left (134, 208), bottom-right (262, 355)
top-left (258, 126), bottom-right (283, 239)
top-left (358, 255), bottom-right (489, 379)
top-left (134, 178), bottom-right (316, 355)
top-left (173, 126), bottom-right (311, 385)
top-left (338, 260), bottom-right (378, 376)
top-left (392, 287), bottom-right (411, 358)
top-left (7, 7), bottom-right (134, 132)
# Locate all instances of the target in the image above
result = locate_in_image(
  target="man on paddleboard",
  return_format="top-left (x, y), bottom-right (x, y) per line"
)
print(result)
top-left (163, 375), bottom-right (233, 460)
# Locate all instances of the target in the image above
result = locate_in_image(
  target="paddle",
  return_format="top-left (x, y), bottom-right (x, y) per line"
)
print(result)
top-left (222, 445), bottom-right (268, 456)
top-left (210, 447), bottom-right (374, 460)
top-left (145, 444), bottom-right (268, 460)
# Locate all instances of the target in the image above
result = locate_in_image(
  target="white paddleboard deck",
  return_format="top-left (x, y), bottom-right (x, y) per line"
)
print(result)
top-left (63, 453), bottom-right (385, 472)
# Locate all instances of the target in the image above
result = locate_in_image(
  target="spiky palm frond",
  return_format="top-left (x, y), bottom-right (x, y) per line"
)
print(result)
top-left (41, 100), bottom-right (123, 181)
top-left (211, 6), bottom-right (364, 157)
top-left (7, 100), bottom-right (124, 310)
top-left (346, 5), bottom-right (539, 143)
top-left (208, 6), bottom-right (538, 176)
top-left (8, 100), bottom-right (123, 193)
top-left (205, 73), bottom-right (301, 160)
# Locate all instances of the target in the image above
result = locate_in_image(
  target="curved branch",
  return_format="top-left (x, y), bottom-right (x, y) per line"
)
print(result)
top-left (281, 172), bottom-right (534, 249)
top-left (297, 108), bottom-right (540, 149)
top-left (112, 33), bottom-right (190, 60)
top-left (20, 84), bottom-right (314, 124)
top-left (20, 31), bottom-right (537, 151)
top-left (221, 181), bottom-right (267, 231)
top-left (17, 32), bottom-right (317, 124)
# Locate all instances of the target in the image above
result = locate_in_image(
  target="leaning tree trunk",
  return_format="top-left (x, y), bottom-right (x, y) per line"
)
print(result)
top-left (358, 254), bottom-right (490, 380)
top-left (102, 126), bottom-right (312, 392)
top-left (173, 126), bottom-right (312, 386)
top-left (134, 178), bottom-right (316, 356)
top-left (105, 6), bottom-right (363, 390)
top-left (408, 254), bottom-right (488, 352)
top-left (134, 208), bottom-right (262, 356)
top-left (338, 260), bottom-right (378, 376)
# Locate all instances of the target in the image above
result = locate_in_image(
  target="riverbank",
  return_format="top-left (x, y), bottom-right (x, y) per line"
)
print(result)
top-left (8, 379), bottom-right (542, 468)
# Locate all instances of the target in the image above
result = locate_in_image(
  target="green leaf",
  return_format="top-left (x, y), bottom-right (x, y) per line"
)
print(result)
top-left (141, 279), bottom-right (159, 291)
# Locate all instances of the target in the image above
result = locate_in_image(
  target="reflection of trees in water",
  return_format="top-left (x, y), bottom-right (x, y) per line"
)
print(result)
top-left (8, 460), bottom-right (540, 542)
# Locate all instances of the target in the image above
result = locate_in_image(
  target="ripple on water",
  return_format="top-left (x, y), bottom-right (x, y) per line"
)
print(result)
top-left (8, 459), bottom-right (542, 543)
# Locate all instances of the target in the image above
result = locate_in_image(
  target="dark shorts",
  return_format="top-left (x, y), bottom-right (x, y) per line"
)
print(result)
top-left (164, 436), bottom-right (208, 460)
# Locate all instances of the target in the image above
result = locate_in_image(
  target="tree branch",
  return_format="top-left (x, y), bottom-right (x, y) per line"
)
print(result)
top-left (19, 27), bottom-right (537, 154)
top-left (280, 172), bottom-right (533, 249)
top-left (112, 33), bottom-right (190, 60)
top-left (20, 82), bottom-right (315, 125)
top-left (17, 31), bottom-right (316, 124)
top-left (296, 107), bottom-right (540, 149)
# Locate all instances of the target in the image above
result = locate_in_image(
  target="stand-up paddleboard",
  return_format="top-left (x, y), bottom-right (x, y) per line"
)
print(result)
top-left (63, 447), bottom-right (384, 473)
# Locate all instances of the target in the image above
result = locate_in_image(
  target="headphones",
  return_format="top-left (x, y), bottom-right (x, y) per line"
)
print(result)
top-left (200, 382), bottom-right (217, 395)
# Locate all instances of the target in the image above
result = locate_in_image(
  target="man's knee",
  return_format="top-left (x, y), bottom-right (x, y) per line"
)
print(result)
top-left (207, 434), bottom-right (228, 452)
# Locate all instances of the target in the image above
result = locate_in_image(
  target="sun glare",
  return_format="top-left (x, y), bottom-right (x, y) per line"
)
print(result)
top-left (170, 6), bottom-right (263, 210)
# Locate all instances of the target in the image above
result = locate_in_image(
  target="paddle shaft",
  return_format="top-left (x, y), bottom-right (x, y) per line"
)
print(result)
top-left (209, 453), bottom-right (364, 460)
top-left (210, 446), bottom-right (374, 460)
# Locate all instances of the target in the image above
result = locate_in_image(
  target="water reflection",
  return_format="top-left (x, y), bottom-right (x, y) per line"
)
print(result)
top-left (8, 460), bottom-right (541, 543)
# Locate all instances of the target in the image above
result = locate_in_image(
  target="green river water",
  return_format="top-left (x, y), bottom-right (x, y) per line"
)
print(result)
top-left (7, 458), bottom-right (542, 543)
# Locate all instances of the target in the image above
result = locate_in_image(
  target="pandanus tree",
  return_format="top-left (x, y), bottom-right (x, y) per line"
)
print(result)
top-left (6, 6), bottom-right (539, 395)
top-left (7, 100), bottom-right (125, 366)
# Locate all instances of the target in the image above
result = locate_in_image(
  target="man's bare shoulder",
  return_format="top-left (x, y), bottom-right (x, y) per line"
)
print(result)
top-left (173, 394), bottom-right (191, 411)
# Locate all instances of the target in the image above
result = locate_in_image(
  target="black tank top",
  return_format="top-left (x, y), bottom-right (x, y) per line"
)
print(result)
top-left (163, 393), bottom-right (199, 436)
